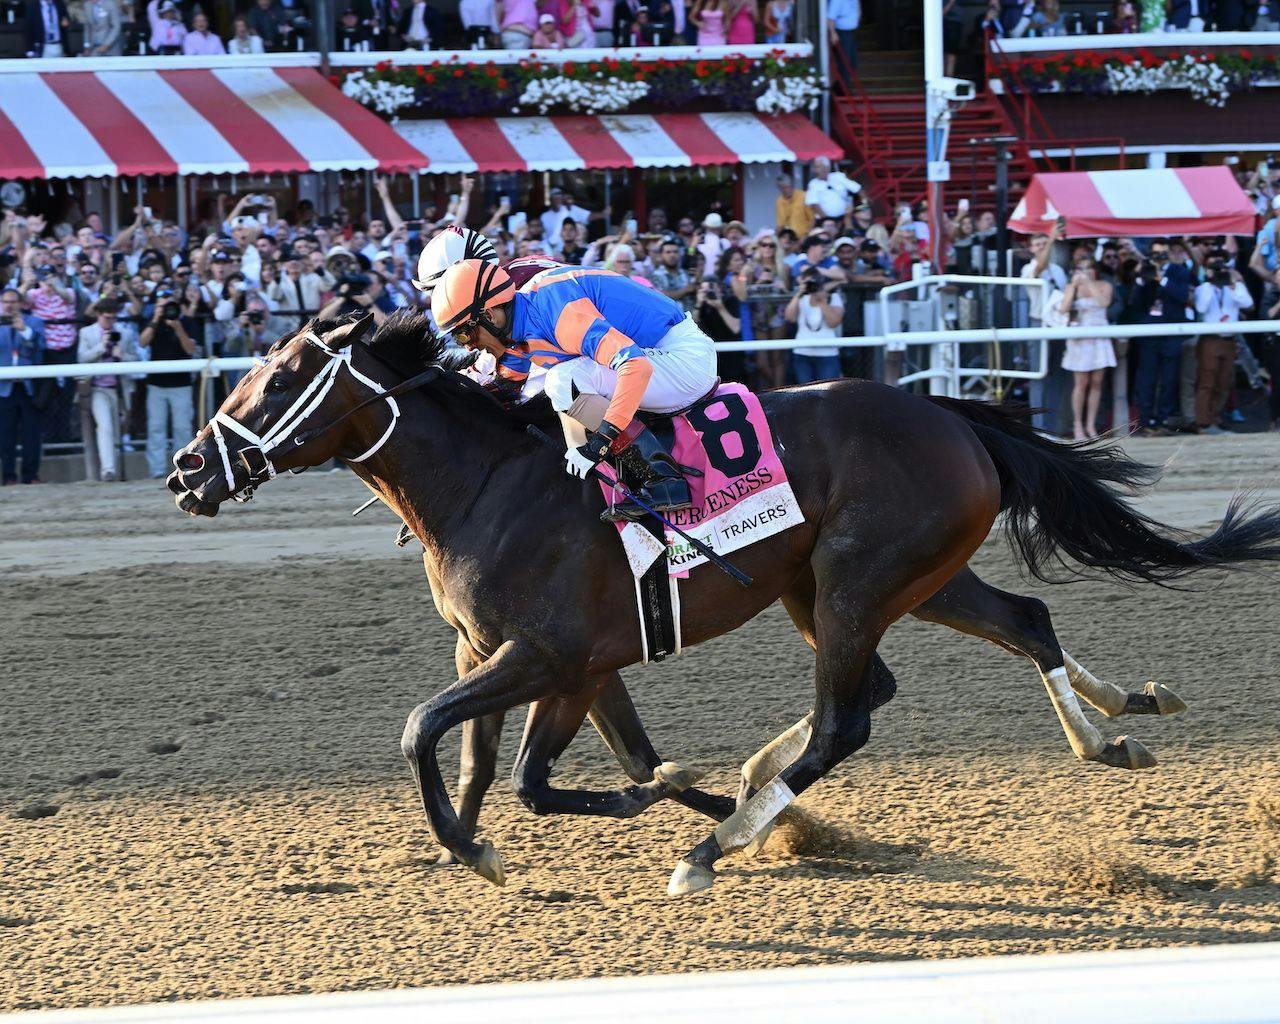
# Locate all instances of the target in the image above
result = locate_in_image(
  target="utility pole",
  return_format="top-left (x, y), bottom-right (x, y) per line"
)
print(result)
top-left (314, 0), bottom-right (333, 76)
top-left (923, 0), bottom-right (946, 273)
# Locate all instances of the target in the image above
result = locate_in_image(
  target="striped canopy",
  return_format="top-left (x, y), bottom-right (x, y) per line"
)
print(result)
top-left (0, 66), bottom-right (426, 178)
top-left (394, 111), bottom-right (841, 174)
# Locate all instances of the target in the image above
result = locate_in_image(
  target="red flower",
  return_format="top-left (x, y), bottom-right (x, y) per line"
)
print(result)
top-left (424, 72), bottom-right (435, 83)
top-left (328, 74), bottom-right (340, 85)
top-left (375, 59), bottom-right (391, 72)
top-left (454, 68), bottom-right (464, 77)
top-left (497, 77), bottom-right (508, 88)
top-left (486, 65), bottom-right (498, 77)
top-left (695, 60), bottom-right (710, 77)
top-left (588, 62), bottom-right (599, 72)
top-left (563, 61), bottom-right (577, 75)
top-left (1240, 48), bottom-right (1253, 60)
top-left (633, 71), bottom-right (643, 81)
top-left (1117, 52), bottom-right (1134, 65)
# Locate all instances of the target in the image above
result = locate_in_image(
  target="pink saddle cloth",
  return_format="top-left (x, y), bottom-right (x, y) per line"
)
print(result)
top-left (599, 382), bottom-right (805, 578)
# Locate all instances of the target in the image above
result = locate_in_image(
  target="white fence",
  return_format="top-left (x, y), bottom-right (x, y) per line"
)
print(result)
top-left (3, 942), bottom-right (1277, 1024)
top-left (3, 318), bottom-right (1279, 404)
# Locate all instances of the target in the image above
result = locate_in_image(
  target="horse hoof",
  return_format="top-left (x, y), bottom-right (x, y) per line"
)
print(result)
top-left (742, 818), bottom-right (777, 859)
top-left (654, 761), bottom-right (703, 792)
top-left (471, 840), bottom-right (506, 887)
top-left (1096, 735), bottom-right (1157, 771)
top-left (668, 859), bottom-right (716, 897)
top-left (1145, 681), bottom-right (1187, 716)
top-left (435, 849), bottom-right (461, 867)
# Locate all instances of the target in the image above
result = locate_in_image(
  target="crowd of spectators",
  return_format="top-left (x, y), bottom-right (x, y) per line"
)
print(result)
top-left (2, 152), bottom-right (1278, 486)
top-left (17, 0), bottom-right (797, 57)
top-left (975, 0), bottom-right (1280, 37)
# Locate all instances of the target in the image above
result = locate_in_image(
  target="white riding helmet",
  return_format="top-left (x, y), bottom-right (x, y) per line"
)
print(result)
top-left (413, 225), bottom-right (498, 290)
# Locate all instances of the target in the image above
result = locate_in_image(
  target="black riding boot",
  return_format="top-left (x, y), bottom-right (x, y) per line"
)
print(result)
top-left (600, 426), bottom-right (691, 523)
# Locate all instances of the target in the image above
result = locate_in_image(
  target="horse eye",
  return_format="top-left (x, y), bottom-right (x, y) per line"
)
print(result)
top-left (267, 377), bottom-right (290, 394)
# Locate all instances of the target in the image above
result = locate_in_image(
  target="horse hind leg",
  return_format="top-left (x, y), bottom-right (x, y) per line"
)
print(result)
top-left (1061, 651), bottom-right (1188, 718)
top-left (587, 672), bottom-right (735, 822)
top-left (512, 678), bottom-right (703, 820)
top-left (911, 568), bottom-right (1159, 771)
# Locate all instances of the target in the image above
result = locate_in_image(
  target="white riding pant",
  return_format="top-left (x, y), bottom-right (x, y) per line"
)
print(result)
top-left (542, 314), bottom-right (717, 416)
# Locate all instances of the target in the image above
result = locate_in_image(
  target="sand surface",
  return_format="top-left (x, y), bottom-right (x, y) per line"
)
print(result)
top-left (2, 435), bottom-right (1279, 1012)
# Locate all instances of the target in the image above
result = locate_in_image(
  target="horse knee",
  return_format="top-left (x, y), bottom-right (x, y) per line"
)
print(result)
top-left (1018, 596), bottom-right (1061, 665)
top-left (400, 702), bottom-right (441, 762)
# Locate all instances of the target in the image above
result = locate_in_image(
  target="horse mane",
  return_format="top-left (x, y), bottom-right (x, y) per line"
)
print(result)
top-left (366, 310), bottom-right (558, 433)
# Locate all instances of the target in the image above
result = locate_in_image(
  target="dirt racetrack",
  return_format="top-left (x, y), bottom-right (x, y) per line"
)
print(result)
top-left (3, 433), bottom-right (1279, 1012)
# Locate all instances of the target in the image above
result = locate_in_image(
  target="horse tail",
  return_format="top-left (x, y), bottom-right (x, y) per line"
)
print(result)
top-left (928, 396), bottom-right (1280, 586)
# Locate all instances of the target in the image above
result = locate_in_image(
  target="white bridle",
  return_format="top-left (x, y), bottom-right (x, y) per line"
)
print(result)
top-left (208, 331), bottom-right (400, 502)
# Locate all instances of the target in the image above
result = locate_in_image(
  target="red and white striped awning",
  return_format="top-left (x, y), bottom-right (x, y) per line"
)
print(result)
top-left (395, 111), bottom-right (841, 174)
top-left (0, 66), bottom-right (426, 179)
top-left (1008, 166), bottom-right (1256, 238)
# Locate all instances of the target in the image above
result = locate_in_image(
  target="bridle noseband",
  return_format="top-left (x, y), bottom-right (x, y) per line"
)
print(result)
top-left (208, 331), bottom-right (404, 503)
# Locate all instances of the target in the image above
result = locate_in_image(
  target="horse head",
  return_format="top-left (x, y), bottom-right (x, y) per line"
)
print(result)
top-left (167, 312), bottom-right (383, 516)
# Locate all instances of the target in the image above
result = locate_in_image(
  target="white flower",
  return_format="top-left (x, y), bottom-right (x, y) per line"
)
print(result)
top-left (518, 76), bottom-right (649, 115)
top-left (1102, 57), bottom-right (1230, 107)
top-left (341, 71), bottom-right (415, 116)
top-left (755, 74), bottom-right (823, 115)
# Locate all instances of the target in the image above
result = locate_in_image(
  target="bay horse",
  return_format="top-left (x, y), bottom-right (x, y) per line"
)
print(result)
top-left (168, 313), bottom-right (1280, 896)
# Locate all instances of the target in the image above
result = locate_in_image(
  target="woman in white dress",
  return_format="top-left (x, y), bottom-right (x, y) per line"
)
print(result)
top-left (1059, 255), bottom-right (1115, 441)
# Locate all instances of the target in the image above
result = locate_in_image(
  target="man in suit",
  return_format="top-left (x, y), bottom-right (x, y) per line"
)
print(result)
top-left (1131, 239), bottom-right (1193, 434)
top-left (0, 288), bottom-right (46, 485)
top-left (24, 0), bottom-right (71, 56)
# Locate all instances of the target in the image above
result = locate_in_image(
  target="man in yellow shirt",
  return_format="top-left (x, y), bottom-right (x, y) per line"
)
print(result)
top-left (775, 174), bottom-right (814, 238)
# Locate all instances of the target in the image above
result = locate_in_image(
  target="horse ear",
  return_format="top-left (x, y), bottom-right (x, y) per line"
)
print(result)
top-left (323, 311), bottom-right (376, 352)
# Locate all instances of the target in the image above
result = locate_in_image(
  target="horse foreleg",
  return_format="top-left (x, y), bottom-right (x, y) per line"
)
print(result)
top-left (669, 566), bottom-right (884, 898)
top-left (911, 567), bottom-right (1161, 770)
top-left (512, 676), bottom-right (702, 819)
top-left (401, 639), bottom-right (554, 887)
top-left (435, 637), bottom-right (507, 867)
top-left (588, 672), bottom-right (735, 822)
top-left (1061, 650), bottom-right (1187, 718)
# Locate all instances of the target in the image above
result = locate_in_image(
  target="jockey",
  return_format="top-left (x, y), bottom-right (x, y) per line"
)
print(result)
top-left (431, 260), bottom-right (718, 521)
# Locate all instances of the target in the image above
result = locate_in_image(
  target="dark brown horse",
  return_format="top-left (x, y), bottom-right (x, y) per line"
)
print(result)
top-left (168, 313), bottom-right (1280, 896)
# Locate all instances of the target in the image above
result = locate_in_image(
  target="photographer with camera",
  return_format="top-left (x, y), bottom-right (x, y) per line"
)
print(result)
top-left (318, 270), bottom-right (388, 326)
top-left (694, 275), bottom-right (746, 384)
top-left (139, 288), bottom-right (196, 479)
top-left (1191, 253), bottom-right (1253, 434)
top-left (222, 287), bottom-right (281, 389)
top-left (77, 300), bottom-right (139, 482)
top-left (785, 269), bottom-right (844, 385)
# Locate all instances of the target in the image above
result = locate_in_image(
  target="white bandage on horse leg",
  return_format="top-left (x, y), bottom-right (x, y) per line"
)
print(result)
top-left (567, 393), bottom-right (610, 432)
top-left (741, 715), bottom-right (813, 789)
top-left (1062, 650), bottom-right (1129, 717)
top-left (712, 776), bottom-right (797, 856)
top-left (1040, 666), bottom-right (1106, 760)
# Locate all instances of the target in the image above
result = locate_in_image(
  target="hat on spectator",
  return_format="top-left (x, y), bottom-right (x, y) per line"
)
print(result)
top-left (539, 12), bottom-right (555, 22)
top-left (833, 236), bottom-right (857, 251)
top-left (326, 245), bottom-right (354, 261)
top-left (859, 238), bottom-right (881, 251)
top-left (372, 250), bottom-right (394, 262)
top-left (702, 212), bottom-right (724, 229)
top-left (211, 251), bottom-right (230, 263)
top-left (158, 1), bottom-right (177, 11)
top-left (1271, 195), bottom-right (1280, 211)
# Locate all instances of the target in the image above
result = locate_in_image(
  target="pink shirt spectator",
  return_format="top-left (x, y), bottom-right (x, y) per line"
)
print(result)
top-left (29, 286), bottom-right (75, 351)
top-left (150, 16), bottom-right (187, 49)
top-left (695, 7), bottom-right (725, 44)
top-left (500, 0), bottom-right (538, 31)
top-left (182, 29), bottom-right (225, 53)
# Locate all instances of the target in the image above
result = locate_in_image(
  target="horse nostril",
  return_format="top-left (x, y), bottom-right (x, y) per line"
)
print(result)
top-left (177, 452), bottom-right (205, 472)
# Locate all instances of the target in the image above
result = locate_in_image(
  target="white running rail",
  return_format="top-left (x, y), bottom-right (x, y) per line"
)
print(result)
top-left (3, 942), bottom-right (1277, 1024)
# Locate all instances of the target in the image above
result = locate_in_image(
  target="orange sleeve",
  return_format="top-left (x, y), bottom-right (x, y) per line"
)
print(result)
top-left (602, 358), bottom-right (653, 430)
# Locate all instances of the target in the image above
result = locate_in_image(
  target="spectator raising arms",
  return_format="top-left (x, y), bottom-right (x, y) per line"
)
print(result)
top-left (149, 0), bottom-right (187, 53)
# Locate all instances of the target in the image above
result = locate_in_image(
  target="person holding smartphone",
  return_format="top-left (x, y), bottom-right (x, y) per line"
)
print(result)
top-left (139, 288), bottom-right (196, 479)
top-left (77, 300), bottom-right (139, 481)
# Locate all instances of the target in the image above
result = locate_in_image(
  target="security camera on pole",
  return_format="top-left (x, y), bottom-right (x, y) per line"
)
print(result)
top-left (922, 0), bottom-right (975, 272)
